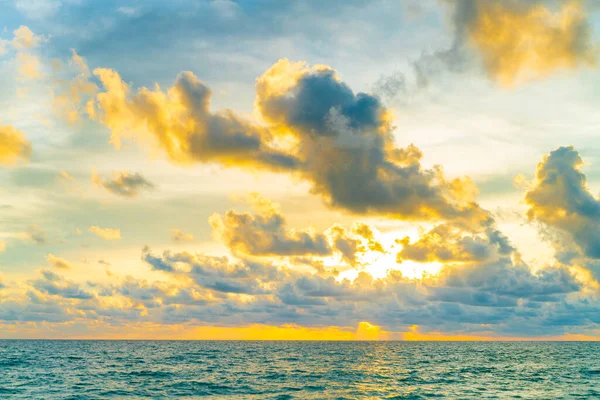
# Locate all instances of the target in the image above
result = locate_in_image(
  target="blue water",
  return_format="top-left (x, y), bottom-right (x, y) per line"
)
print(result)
top-left (1, 341), bottom-right (599, 399)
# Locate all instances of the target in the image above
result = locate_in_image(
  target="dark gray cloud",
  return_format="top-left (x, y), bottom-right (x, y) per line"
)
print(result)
top-left (254, 60), bottom-right (490, 223)
top-left (92, 170), bottom-right (155, 197)
top-left (142, 247), bottom-right (284, 295)
top-left (209, 197), bottom-right (332, 257)
top-left (0, 244), bottom-right (591, 337)
top-left (113, 278), bottom-right (209, 308)
top-left (398, 223), bottom-right (514, 263)
top-left (209, 197), bottom-right (385, 265)
top-left (526, 146), bottom-right (600, 280)
top-left (132, 245), bottom-right (585, 333)
top-left (29, 270), bottom-right (94, 300)
top-left (432, 258), bottom-right (580, 305)
top-left (78, 53), bottom-right (490, 224)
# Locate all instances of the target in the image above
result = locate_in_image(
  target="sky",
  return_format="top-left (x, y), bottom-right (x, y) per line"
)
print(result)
top-left (1, 0), bottom-right (600, 340)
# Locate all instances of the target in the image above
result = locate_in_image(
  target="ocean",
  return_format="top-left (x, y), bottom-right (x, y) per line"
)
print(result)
top-left (1, 341), bottom-right (599, 399)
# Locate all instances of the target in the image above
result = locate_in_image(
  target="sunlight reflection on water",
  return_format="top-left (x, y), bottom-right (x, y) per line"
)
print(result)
top-left (1, 340), bottom-right (599, 399)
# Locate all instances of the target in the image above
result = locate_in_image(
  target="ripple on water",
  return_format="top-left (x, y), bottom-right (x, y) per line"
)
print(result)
top-left (0, 341), bottom-right (599, 399)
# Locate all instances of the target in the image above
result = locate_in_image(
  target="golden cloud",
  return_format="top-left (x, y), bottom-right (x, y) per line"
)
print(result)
top-left (46, 254), bottom-right (73, 269)
top-left (88, 68), bottom-right (295, 171)
top-left (11, 26), bottom-right (45, 50)
top-left (81, 59), bottom-right (490, 226)
top-left (170, 228), bottom-right (194, 243)
top-left (209, 194), bottom-right (385, 266)
top-left (460, 0), bottom-right (596, 85)
top-left (88, 226), bottom-right (121, 241)
top-left (209, 195), bottom-right (333, 257)
top-left (0, 122), bottom-right (31, 165)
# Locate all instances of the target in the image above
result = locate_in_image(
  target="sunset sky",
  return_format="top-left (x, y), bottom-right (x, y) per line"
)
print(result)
top-left (2, 0), bottom-right (600, 340)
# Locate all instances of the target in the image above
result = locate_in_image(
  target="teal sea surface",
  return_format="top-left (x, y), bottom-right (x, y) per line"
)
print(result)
top-left (1, 341), bottom-right (599, 399)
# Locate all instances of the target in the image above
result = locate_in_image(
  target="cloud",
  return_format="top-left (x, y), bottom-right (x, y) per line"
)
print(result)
top-left (14, 0), bottom-right (62, 19)
top-left (70, 49), bottom-right (89, 76)
top-left (9, 27), bottom-right (47, 80)
top-left (46, 254), bottom-right (73, 269)
top-left (60, 171), bottom-right (76, 182)
top-left (526, 146), bottom-right (600, 256)
top-left (209, 194), bottom-right (384, 264)
top-left (326, 222), bottom-right (385, 266)
top-left (372, 71), bottom-right (407, 101)
top-left (17, 53), bottom-right (42, 79)
top-left (11, 26), bottom-right (46, 49)
top-left (92, 170), bottom-right (154, 197)
top-left (375, 0), bottom-right (597, 92)
top-left (0, 40), bottom-right (8, 56)
top-left (142, 246), bottom-right (284, 295)
top-left (327, 225), bottom-right (363, 265)
top-left (210, 0), bottom-right (241, 20)
top-left (142, 245), bottom-right (388, 304)
top-left (30, 270), bottom-right (94, 300)
top-left (353, 223), bottom-right (385, 253)
top-left (86, 59), bottom-right (489, 225)
top-left (255, 59), bottom-right (489, 223)
top-left (513, 173), bottom-right (534, 190)
top-left (114, 277), bottom-right (212, 308)
top-left (450, 0), bottom-right (596, 86)
top-left (52, 50), bottom-right (98, 123)
top-left (209, 195), bottom-right (332, 257)
top-left (116, 6), bottom-right (142, 17)
top-left (0, 241), bottom-right (5, 253)
top-left (88, 68), bottom-right (299, 170)
top-left (0, 239), bottom-right (589, 338)
top-left (431, 258), bottom-right (580, 307)
top-left (397, 223), bottom-right (513, 263)
top-left (1, 14), bottom-right (597, 338)
top-left (89, 226), bottom-right (121, 240)
top-left (25, 224), bottom-right (46, 245)
top-left (170, 228), bottom-right (194, 243)
top-left (0, 122), bottom-right (31, 165)
top-left (135, 244), bottom-right (584, 333)
top-left (524, 146), bottom-right (600, 280)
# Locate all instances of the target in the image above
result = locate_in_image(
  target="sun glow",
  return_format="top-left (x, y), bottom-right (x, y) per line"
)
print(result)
top-left (333, 227), bottom-right (444, 281)
top-left (363, 251), bottom-right (442, 280)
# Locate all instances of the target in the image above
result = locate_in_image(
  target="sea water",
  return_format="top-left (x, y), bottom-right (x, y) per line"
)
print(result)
top-left (1, 340), bottom-right (599, 399)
